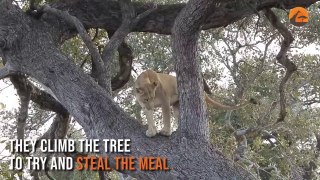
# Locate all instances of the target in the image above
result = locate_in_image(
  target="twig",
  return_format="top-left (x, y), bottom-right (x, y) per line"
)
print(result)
top-left (257, 101), bottom-right (277, 126)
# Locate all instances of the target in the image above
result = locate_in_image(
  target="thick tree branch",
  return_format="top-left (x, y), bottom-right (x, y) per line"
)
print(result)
top-left (264, 9), bottom-right (297, 122)
top-left (172, 0), bottom-right (219, 140)
top-left (31, 114), bottom-right (70, 180)
top-left (16, 82), bottom-right (31, 140)
top-left (111, 42), bottom-right (134, 91)
top-left (50, 0), bottom-right (319, 35)
top-left (10, 75), bottom-right (69, 148)
top-left (42, 5), bottom-right (108, 89)
top-left (10, 75), bottom-right (68, 115)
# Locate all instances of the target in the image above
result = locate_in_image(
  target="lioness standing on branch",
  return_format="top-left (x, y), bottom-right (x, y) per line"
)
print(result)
top-left (134, 70), bottom-right (254, 137)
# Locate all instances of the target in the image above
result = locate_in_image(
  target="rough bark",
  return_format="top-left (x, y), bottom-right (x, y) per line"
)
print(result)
top-left (172, 0), bottom-right (217, 140)
top-left (111, 42), bottom-right (133, 91)
top-left (10, 75), bottom-right (68, 115)
top-left (11, 75), bottom-right (31, 140)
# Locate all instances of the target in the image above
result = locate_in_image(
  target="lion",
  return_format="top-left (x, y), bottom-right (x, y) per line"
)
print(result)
top-left (134, 69), bottom-right (254, 137)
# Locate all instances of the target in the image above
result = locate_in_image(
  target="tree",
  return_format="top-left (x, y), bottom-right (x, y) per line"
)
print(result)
top-left (0, 0), bottom-right (319, 179)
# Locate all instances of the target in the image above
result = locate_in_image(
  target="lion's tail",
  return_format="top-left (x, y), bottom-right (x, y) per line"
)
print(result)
top-left (205, 94), bottom-right (256, 110)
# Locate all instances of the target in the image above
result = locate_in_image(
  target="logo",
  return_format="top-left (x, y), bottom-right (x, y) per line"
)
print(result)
top-left (289, 7), bottom-right (309, 26)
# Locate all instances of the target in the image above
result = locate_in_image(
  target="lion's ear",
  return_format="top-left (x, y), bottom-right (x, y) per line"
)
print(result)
top-left (136, 88), bottom-right (143, 94)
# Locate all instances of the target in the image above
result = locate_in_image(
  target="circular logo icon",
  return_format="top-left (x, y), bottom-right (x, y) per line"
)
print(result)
top-left (289, 7), bottom-right (309, 26)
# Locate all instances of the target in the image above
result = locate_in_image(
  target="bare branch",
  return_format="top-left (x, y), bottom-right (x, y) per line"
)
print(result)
top-left (0, 69), bottom-right (31, 142)
top-left (264, 9), bottom-right (297, 122)
top-left (91, 28), bottom-right (99, 42)
top-left (224, 101), bottom-right (278, 163)
top-left (79, 54), bottom-right (90, 69)
top-left (49, 0), bottom-right (318, 35)
top-left (172, 0), bottom-right (218, 140)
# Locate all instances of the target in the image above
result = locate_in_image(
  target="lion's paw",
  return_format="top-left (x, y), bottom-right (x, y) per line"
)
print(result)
top-left (159, 128), bottom-right (172, 136)
top-left (146, 128), bottom-right (157, 137)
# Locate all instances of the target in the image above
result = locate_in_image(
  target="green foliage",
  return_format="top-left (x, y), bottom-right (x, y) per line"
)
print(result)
top-left (0, 162), bottom-right (15, 180)
top-left (128, 33), bottom-right (173, 73)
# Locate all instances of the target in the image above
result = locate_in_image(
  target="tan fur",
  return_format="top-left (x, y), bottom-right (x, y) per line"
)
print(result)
top-left (135, 70), bottom-right (252, 137)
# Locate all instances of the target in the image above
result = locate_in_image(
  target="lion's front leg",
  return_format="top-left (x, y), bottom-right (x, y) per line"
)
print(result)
top-left (144, 108), bottom-right (157, 137)
top-left (160, 101), bottom-right (171, 136)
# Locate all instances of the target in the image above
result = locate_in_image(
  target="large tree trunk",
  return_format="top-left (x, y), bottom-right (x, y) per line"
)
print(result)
top-left (0, 0), bottom-right (318, 179)
top-left (172, 0), bottom-right (216, 140)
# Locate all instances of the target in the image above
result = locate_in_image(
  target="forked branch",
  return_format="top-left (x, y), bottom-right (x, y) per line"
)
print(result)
top-left (42, 5), bottom-right (108, 89)
top-left (10, 75), bottom-right (68, 115)
top-left (264, 9), bottom-right (297, 122)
